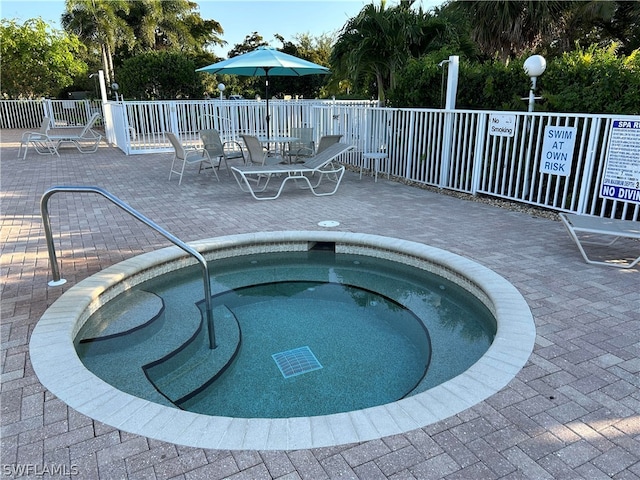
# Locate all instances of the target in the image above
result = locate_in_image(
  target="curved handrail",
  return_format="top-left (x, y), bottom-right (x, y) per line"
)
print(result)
top-left (40, 186), bottom-right (217, 349)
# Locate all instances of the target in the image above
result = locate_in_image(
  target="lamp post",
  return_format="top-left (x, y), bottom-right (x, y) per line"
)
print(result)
top-left (111, 82), bottom-right (119, 101)
top-left (523, 55), bottom-right (546, 112)
top-left (217, 83), bottom-right (225, 100)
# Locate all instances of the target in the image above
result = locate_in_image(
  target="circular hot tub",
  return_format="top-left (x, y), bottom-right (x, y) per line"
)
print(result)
top-left (30, 231), bottom-right (535, 450)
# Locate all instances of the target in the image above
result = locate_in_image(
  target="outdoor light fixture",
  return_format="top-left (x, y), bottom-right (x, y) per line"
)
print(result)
top-left (523, 55), bottom-right (546, 112)
top-left (111, 82), bottom-right (119, 101)
top-left (217, 83), bottom-right (225, 100)
top-left (89, 73), bottom-right (99, 98)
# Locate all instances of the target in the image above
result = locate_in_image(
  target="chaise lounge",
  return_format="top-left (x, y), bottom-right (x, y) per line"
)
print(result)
top-left (230, 142), bottom-right (354, 200)
top-left (46, 112), bottom-right (103, 154)
top-left (559, 212), bottom-right (640, 268)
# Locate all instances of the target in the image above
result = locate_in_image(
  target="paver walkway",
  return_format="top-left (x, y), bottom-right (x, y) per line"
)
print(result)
top-left (1, 132), bottom-right (639, 479)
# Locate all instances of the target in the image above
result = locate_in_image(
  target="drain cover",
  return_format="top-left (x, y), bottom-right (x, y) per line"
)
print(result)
top-left (272, 346), bottom-right (323, 378)
top-left (318, 220), bottom-right (340, 227)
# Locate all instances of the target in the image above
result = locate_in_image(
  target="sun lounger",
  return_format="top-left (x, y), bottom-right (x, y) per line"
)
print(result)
top-left (46, 112), bottom-right (103, 154)
top-left (559, 213), bottom-right (640, 268)
top-left (18, 117), bottom-right (58, 159)
top-left (230, 142), bottom-right (354, 200)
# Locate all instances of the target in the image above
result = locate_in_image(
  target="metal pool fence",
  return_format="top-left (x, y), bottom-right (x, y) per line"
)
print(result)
top-left (2, 98), bottom-right (638, 220)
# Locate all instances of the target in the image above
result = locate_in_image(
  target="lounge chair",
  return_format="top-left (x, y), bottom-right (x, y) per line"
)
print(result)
top-left (240, 134), bottom-right (285, 166)
top-left (230, 142), bottom-right (354, 200)
top-left (316, 135), bottom-right (343, 153)
top-left (167, 132), bottom-right (218, 185)
top-left (559, 213), bottom-right (640, 268)
top-left (200, 129), bottom-right (245, 175)
top-left (18, 117), bottom-right (58, 159)
top-left (288, 134), bottom-right (343, 163)
top-left (46, 112), bottom-right (103, 154)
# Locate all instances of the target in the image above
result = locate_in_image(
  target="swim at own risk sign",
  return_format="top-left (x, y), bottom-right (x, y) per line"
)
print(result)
top-left (539, 125), bottom-right (577, 176)
top-left (600, 120), bottom-right (640, 204)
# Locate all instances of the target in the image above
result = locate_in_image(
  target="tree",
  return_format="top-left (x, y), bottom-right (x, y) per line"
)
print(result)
top-left (118, 51), bottom-right (202, 99)
top-left (447, 0), bottom-right (566, 61)
top-left (274, 33), bottom-right (332, 98)
top-left (0, 19), bottom-right (87, 98)
top-left (62, 0), bottom-right (132, 86)
top-left (62, 0), bottom-right (224, 88)
top-left (330, 0), bottom-right (448, 103)
top-left (227, 32), bottom-right (270, 57)
top-left (446, 0), bottom-right (640, 61)
top-left (554, 1), bottom-right (640, 55)
top-left (118, 0), bottom-right (224, 54)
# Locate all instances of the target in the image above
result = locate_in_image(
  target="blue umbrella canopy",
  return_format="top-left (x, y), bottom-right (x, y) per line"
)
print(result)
top-left (197, 47), bottom-right (330, 137)
top-left (196, 46), bottom-right (330, 77)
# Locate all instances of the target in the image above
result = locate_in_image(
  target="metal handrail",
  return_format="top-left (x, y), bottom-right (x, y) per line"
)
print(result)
top-left (40, 186), bottom-right (217, 349)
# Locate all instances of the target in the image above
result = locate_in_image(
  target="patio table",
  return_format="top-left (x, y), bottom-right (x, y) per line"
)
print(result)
top-left (257, 136), bottom-right (298, 160)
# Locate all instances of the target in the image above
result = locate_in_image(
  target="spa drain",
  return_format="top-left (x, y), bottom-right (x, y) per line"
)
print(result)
top-left (272, 346), bottom-right (323, 378)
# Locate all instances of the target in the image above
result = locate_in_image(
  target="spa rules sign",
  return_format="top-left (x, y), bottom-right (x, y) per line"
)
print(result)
top-left (600, 120), bottom-right (640, 204)
top-left (539, 125), bottom-right (577, 176)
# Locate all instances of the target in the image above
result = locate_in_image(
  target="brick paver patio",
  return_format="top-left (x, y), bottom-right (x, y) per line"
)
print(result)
top-left (1, 131), bottom-right (639, 479)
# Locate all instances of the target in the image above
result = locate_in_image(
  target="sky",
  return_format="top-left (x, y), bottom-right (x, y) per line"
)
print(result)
top-left (1, 0), bottom-right (444, 58)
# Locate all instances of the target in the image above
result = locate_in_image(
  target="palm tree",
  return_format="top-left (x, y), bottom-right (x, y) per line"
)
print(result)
top-left (121, 0), bottom-right (224, 53)
top-left (62, 0), bottom-right (132, 86)
top-left (449, 0), bottom-right (567, 60)
top-left (330, 0), bottom-right (446, 103)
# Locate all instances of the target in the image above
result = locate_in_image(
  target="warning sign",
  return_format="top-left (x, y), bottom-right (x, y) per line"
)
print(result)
top-left (600, 120), bottom-right (640, 204)
top-left (539, 126), bottom-right (577, 176)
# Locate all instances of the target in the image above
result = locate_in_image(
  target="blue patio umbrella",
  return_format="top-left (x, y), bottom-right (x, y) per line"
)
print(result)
top-left (197, 47), bottom-right (330, 138)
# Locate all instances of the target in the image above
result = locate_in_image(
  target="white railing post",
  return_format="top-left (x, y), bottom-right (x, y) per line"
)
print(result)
top-left (405, 111), bottom-right (416, 179)
top-left (471, 113), bottom-right (488, 194)
top-left (168, 101), bottom-right (179, 134)
top-left (439, 56), bottom-right (459, 188)
top-left (576, 117), bottom-right (602, 215)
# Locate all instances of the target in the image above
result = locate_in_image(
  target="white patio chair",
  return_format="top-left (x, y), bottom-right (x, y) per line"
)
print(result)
top-left (200, 129), bottom-right (245, 175)
top-left (285, 127), bottom-right (314, 163)
top-left (240, 134), bottom-right (285, 166)
top-left (167, 132), bottom-right (217, 185)
top-left (18, 117), bottom-right (58, 159)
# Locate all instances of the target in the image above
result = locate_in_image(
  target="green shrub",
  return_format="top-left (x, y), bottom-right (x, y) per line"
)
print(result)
top-left (118, 51), bottom-right (203, 100)
top-left (543, 44), bottom-right (640, 114)
top-left (389, 44), bottom-right (640, 114)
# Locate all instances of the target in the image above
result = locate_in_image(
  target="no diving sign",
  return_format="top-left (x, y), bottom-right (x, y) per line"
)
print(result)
top-left (539, 125), bottom-right (577, 176)
top-left (600, 120), bottom-right (640, 204)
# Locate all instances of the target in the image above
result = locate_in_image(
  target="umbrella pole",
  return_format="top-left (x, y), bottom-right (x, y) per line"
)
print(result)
top-left (265, 69), bottom-right (270, 140)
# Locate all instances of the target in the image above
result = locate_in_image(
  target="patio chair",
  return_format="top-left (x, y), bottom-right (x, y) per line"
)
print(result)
top-left (167, 132), bottom-right (218, 185)
top-left (285, 127), bottom-right (314, 163)
top-left (230, 142), bottom-right (354, 200)
top-left (240, 134), bottom-right (286, 166)
top-left (46, 112), bottom-right (103, 154)
top-left (18, 117), bottom-right (58, 159)
top-left (199, 129), bottom-right (245, 175)
top-left (289, 134), bottom-right (343, 163)
top-left (559, 213), bottom-right (640, 268)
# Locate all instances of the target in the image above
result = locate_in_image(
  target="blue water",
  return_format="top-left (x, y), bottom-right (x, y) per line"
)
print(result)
top-left (76, 250), bottom-right (495, 418)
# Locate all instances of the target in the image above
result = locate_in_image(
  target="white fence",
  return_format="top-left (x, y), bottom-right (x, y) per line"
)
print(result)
top-left (2, 99), bottom-right (638, 220)
top-left (107, 99), bottom-right (377, 154)
top-left (311, 106), bottom-right (638, 220)
top-left (0, 99), bottom-right (102, 129)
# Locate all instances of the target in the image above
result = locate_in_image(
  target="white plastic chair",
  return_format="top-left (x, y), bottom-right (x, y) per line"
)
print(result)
top-left (18, 117), bottom-right (58, 159)
top-left (200, 129), bottom-right (245, 175)
top-left (167, 132), bottom-right (217, 185)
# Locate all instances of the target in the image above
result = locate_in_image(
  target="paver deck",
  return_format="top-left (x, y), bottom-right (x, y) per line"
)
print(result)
top-left (1, 131), bottom-right (639, 479)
